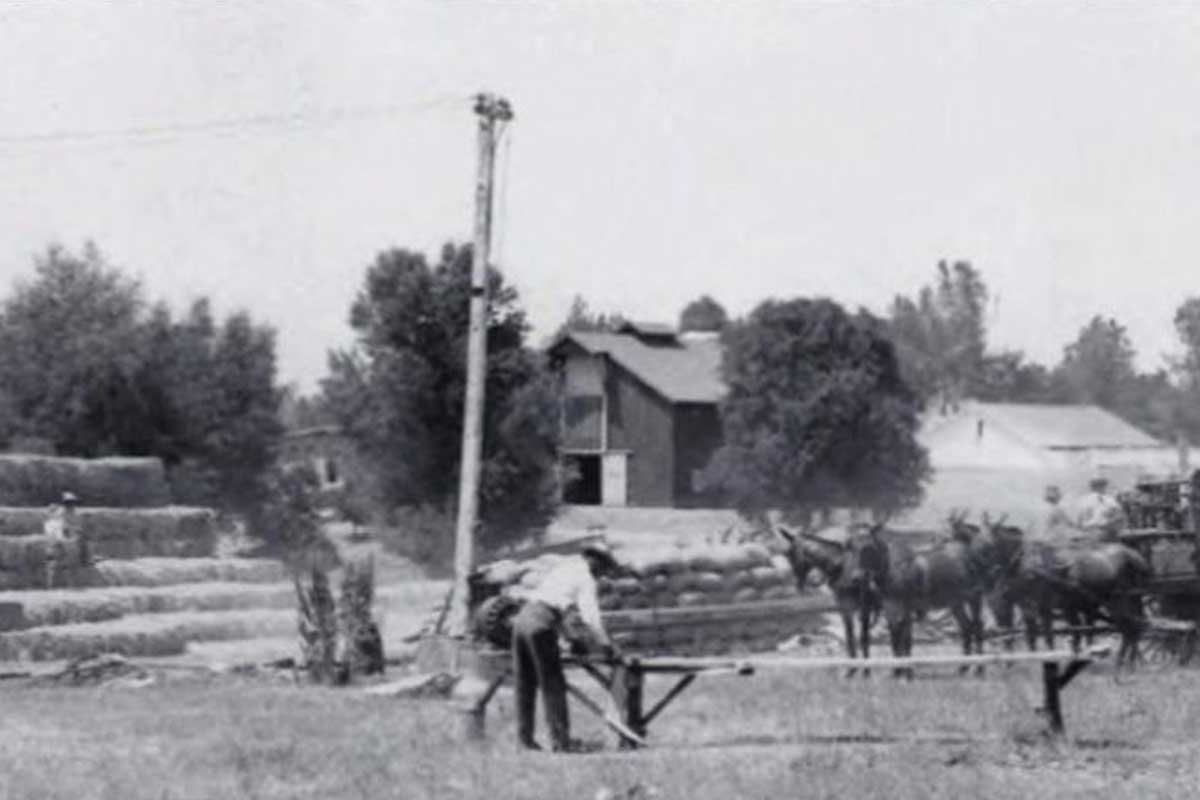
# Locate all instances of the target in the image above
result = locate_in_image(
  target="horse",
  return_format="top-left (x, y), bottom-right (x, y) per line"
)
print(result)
top-left (843, 522), bottom-right (990, 677)
top-left (777, 525), bottom-right (880, 676)
top-left (980, 519), bottom-right (1151, 667)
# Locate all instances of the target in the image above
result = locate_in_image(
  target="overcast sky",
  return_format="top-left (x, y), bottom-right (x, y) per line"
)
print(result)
top-left (2, 2), bottom-right (1198, 391)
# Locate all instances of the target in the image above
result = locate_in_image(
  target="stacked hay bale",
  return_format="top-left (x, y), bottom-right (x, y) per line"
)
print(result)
top-left (473, 542), bottom-right (814, 657)
top-left (0, 456), bottom-right (170, 507)
top-left (0, 456), bottom-right (219, 590)
top-left (0, 507), bottom-right (217, 559)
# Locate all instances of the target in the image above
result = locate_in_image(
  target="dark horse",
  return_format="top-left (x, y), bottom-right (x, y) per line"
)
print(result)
top-left (979, 518), bottom-right (1150, 667)
top-left (778, 526), bottom-right (879, 675)
top-left (844, 523), bottom-right (990, 676)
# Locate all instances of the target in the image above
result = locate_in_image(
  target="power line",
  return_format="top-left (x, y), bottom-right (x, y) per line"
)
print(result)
top-left (0, 94), bottom-right (469, 148)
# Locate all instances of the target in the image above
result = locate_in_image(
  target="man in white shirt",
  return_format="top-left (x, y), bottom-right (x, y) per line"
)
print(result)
top-left (511, 541), bottom-right (621, 753)
top-left (43, 492), bottom-right (83, 588)
top-left (1075, 476), bottom-right (1125, 542)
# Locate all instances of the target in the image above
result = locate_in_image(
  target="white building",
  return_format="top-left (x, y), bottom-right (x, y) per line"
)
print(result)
top-left (900, 402), bottom-right (1191, 530)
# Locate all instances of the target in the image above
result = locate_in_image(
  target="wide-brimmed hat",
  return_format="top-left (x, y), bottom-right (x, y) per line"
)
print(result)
top-left (580, 540), bottom-right (618, 568)
top-left (61, 492), bottom-right (79, 505)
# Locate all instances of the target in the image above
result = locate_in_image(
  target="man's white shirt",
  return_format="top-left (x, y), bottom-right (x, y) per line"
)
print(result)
top-left (524, 557), bottom-right (608, 644)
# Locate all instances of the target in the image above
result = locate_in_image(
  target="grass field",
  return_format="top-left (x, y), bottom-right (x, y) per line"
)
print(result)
top-left (2, 661), bottom-right (1197, 800)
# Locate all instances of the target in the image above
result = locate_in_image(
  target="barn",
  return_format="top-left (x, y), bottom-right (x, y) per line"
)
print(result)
top-left (548, 323), bottom-right (725, 508)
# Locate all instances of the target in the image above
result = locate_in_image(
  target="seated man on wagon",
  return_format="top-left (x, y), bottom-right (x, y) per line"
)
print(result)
top-left (1023, 484), bottom-right (1074, 574)
top-left (1074, 476), bottom-right (1126, 543)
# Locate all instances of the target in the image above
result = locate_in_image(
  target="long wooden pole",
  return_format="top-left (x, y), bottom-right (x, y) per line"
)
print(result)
top-left (448, 94), bottom-right (512, 639)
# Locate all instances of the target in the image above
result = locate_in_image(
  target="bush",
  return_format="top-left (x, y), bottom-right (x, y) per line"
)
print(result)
top-left (379, 505), bottom-right (454, 572)
top-left (245, 464), bottom-right (337, 570)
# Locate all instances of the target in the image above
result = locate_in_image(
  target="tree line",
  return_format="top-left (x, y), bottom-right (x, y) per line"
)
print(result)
top-left (5, 240), bottom-right (1196, 559)
top-left (0, 244), bottom-right (281, 518)
top-left (888, 260), bottom-right (1200, 444)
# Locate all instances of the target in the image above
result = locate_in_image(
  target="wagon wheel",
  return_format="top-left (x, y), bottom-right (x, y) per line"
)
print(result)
top-left (1134, 633), bottom-right (1178, 671)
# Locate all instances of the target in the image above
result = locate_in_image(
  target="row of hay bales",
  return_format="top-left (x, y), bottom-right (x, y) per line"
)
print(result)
top-left (0, 506), bottom-right (217, 558)
top-left (478, 542), bottom-right (817, 657)
top-left (0, 608), bottom-right (301, 662)
top-left (0, 508), bottom-right (219, 589)
top-left (0, 582), bottom-right (300, 631)
top-left (0, 554), bottom-right (286, 593)
top-left (0, 455), bottom-right (171, 508)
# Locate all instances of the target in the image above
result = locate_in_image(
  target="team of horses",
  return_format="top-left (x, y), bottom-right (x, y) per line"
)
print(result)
top-left (778, 513), bottom-right (1153, 674)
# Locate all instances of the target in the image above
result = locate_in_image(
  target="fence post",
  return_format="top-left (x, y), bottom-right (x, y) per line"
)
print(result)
top-left (1041, 661), bottom-right (1064, 734)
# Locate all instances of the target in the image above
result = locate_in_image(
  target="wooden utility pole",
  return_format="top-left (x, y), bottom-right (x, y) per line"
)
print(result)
top-left (448, 93), bottom-right (513, 639)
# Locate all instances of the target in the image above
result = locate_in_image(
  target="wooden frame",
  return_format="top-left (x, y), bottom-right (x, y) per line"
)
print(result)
top-left (462, 646), bottom-right (1107, 747)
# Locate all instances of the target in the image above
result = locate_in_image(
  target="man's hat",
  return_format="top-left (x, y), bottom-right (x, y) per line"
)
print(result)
top-left (581, 540), bottom-right (618, 568)
top-left (61, 492), bottom-right (79, 505)
top-left (1089, 476), bottom-right (1109, 490)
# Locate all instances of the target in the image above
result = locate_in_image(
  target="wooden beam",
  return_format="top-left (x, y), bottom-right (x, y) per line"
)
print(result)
top-left (631, 646), bottom-right (1110, 675)
top-left (564, 681), bottom-right (648, 747)
top-left (641, 673), bottom-right (696, 727)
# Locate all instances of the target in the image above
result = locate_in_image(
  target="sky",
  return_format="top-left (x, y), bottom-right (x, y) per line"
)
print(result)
top-left (1, 2), bottom-right (1199, 392)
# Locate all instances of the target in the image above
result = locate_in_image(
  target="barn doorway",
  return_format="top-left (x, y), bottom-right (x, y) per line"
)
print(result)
top-left (563, 454), bottom-right (602, 505)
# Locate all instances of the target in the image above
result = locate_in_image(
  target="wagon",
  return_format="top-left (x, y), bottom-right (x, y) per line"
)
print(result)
top-left (1118, 472), bottom-right (1200, 665)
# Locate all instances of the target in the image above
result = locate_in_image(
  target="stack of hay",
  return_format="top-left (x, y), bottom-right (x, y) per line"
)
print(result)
top-left (474, 542), bottom-right (811, 658)
top-left (0, 455), bottom-right (170, 507)
top-left (0, 456), bottom-right (219, 590)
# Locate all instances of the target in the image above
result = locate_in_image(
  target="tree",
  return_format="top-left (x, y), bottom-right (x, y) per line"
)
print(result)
top-left (703, 297), bottom-right (930, 526)
top-left (1051, 316), bottom-right (1138, 410)
top-left (323, 242), bottom-right (561, 554)
top-left (974, 350), bottom-right (1053, 403)
top-left (678, 295), bottom-right (729, 333)
top-left (0, 243), bottom-right (283, 517)
top-left (888, 260), bottom-right (988, 411)
top-left (1173, 298), bottom-right (1200, 392)
top-left (556, 294), bottom-right (625, 336)
top-left (0, 243), bottom-right (147, 455)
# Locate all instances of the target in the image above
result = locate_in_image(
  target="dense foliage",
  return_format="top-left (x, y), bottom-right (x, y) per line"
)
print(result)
top-left (0, 244), bottom-right (283, 515)
top-left (678, 295), bottom-right (729, 333)
top-left (704, 297), bottom-right (930, 525)
top-left (323, 243), bottom-right (560, 555)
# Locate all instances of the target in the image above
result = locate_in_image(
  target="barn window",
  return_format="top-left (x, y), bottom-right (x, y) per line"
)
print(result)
top-left (563, 395), bottom-right (604, 451)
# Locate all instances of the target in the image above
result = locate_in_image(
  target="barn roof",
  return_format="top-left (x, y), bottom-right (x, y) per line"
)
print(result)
top-left (553, 329), bottom-right (725, 404)
top-left (927, 402), bottom-right (1161, 450)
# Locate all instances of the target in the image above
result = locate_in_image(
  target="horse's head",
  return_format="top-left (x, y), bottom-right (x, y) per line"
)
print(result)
top-left (946, 509), bottom-right (981, 544)
top-left (979, 513), bottom-right (1025, 570)
top-left (777, 526), bottom-right (850, 589)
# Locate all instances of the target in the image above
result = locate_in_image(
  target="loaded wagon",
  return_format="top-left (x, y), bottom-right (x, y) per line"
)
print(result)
top-left (1118, 471), bottom-right (1200, 664)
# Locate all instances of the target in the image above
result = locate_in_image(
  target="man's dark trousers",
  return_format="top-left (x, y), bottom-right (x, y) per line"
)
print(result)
top-left (512, 600), bottom-right (569, 750)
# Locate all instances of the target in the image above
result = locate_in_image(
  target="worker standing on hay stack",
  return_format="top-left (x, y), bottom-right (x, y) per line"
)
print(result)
top-left (43, 492), bottom-right (88, 588)
top-left (1075, 476), bottom-right (1126, 542)
top-left (511, 541), bottom-right (622, 753)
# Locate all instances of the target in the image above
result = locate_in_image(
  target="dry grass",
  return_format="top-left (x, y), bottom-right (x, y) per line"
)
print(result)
top-left (0, 660), bottom-right (1197, 799)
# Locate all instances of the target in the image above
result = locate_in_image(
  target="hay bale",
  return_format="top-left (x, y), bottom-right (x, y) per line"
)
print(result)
top-left (731, 587), bottom-right (762, 604)
top-left (74, 507), bottom-right (218, 559)
top-left (0, 507), bottom-right (216, 558)
top-left (89, 557), bottom-right (286, 588)
top-left (0, 536), bottom-right (88, 590)
top-left (0, 455), bottom-right (170, 508)
top-left (0, 508), bottom-right (48, 538)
